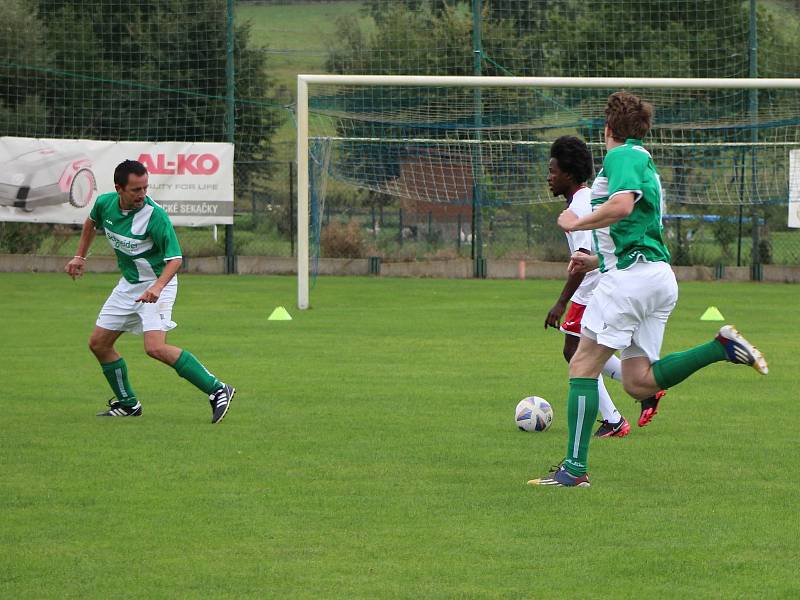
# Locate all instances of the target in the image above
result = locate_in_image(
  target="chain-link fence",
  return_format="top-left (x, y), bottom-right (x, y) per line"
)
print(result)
top-left (2, 0), bottom-right (800, 271)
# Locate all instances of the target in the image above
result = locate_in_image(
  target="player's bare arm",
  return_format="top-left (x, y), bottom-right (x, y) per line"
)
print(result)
top-left (558, 192), bottom-right (635, 232)
top-left (568, 251), bottom-right (599, 274)
top-left (64, 217), bottom-right (97, 280)
top-left (136, 257), bottom-right (183, 303)
top-left (545, 249), bottom-right (589, 329)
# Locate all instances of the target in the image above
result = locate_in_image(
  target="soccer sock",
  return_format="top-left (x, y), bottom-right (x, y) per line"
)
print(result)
top-left (597, 374), bottom-right (621, 423)
top-left (651, 339), bottom-right (727, 390)
top-left (173, 350), bottom-right (223, 395)
top-left (101, 358), bottom-right (137, 407)
top-left (602, 354), bottom-right (622, 381)
top-left (563, 377), bottom-right (599, 477)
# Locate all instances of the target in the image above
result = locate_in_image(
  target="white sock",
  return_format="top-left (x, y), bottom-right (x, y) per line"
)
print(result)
top-left (598, 374), bottom-right (622, 423)
top-left (602, 355), bottom-right (623, 381)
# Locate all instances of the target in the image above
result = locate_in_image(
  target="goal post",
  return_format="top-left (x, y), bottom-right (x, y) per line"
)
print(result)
top-left (297, 76), bottom-right (310, 310)
top-left (296, 74), bottom-right (800, 310)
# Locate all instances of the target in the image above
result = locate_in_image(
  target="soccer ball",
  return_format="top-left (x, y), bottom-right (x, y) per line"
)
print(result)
top-left (515, 396), bottom-right (553, 432)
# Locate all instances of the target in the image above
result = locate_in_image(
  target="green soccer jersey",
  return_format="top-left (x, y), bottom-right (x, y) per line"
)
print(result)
top-left (590, 138), bottom-right (670, 272)
top-left (89, 192), bottom-right (182, 283)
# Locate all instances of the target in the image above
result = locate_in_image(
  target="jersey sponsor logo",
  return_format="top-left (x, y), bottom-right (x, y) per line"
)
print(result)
top-left (137, 153), bottom-right (220, 175)
top-left (104, 230), bottom-right (154, 255)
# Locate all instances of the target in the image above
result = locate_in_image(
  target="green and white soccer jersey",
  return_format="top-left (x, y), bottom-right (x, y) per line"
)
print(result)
top-left (590, 139), bottom-right (670, 272)
top-left (89, 192), bottom-right (182, 283)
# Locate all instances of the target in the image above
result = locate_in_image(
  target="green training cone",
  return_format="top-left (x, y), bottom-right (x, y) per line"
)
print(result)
top-left (700, 306), bottom-right (725, 321)
top-left (268, 306), bottom-right (293, 321)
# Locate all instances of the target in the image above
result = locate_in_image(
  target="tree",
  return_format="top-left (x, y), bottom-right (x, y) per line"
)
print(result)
top-left (17, 0), bottom-right (280, 187)
top-left (0, 0), bottom-right (51, 137)
top-left (323, 0), bottom-right (800, 209)
top-left (362, 0), bottom-right (462, 24)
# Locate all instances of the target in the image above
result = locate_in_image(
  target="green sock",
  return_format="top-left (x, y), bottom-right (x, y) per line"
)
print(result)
top-left (173, 350), bottom-right (222, 395)
top-left (563, 377), bottom-right (599, 477)
top-left (651, 339), bottom-right (727, 389)
top-left (101, 358), bottom-right (137, 407)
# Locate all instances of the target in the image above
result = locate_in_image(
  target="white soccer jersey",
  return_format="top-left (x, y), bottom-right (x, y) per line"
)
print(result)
top-left (565, 187), bottom-right (600, 305)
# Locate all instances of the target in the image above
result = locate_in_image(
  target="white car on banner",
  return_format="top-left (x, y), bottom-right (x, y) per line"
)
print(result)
top-left (0, 148), bottom-right (96, 212)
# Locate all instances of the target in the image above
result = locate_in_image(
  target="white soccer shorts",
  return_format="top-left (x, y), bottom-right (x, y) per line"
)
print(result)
top-left (581, 261), bottom-right (678, 363)
top-left (96, 277), bottom-right (178, 335)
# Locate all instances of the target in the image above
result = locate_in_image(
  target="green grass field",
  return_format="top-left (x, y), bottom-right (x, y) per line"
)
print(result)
top-left (2, 273), bottom-right (799, 598)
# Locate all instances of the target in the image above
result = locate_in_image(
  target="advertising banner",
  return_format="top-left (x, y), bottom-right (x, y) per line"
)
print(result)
top-left (0, 137), bottom-right (234, 226)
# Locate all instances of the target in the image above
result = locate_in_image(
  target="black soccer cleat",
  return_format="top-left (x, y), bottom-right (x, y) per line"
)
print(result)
top-left (209, 384), bottom-right (235, 424)
top-left (593, 416), bottom-right (631, 438)
top-left (97, 399), bottom-right (142, 417)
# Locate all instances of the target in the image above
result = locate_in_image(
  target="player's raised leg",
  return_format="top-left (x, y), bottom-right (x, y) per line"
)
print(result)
top-left (144, 330), bottom-right (236, 424)
top-left (637, 390), bottom-right (666, 427)
top-left (603, 352), bottom-right (665, 428)
top-left (652, 324), bottom-right (767, 383)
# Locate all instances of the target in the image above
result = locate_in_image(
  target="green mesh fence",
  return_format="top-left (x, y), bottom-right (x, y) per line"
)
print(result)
top-left (307, 82), bottom-right (800, 207)
top-left (299, 0), bottom-right (800, 267)
top-left (3, 0), bottom-right (278, 155)
top-left (321, 1), bottom-right (800, 79)
top-left (0, 0), bottom-right (281, 258)
top-left (2, 0), bottom-right (800, 268)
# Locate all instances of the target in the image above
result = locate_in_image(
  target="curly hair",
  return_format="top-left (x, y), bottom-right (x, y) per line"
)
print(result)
top-left (549, 135), bottom-right (594, 185)
top-left (605, 91), bottom-right (653, 141)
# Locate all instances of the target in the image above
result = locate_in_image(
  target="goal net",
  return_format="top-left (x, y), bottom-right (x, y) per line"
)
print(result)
top-left (296, 75), bottom-right (800, 308)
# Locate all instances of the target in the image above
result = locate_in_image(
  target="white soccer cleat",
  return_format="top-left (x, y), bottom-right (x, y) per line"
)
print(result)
top-left (715, 325), bottom-right (768, 375)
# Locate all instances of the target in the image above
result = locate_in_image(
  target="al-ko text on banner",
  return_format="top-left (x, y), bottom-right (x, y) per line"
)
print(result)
top-left (0, 137), bottom-right (234, 226)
